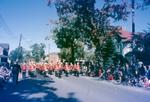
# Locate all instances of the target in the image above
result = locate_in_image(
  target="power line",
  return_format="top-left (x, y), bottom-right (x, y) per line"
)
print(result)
top-left (0, 14), bottom-right (16, 38)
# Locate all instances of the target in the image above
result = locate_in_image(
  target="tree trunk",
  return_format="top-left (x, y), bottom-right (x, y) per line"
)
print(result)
top-left (71, 43), bottom-right (75, 64)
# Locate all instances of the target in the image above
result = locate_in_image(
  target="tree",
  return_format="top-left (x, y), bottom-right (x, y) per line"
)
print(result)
top-left (49, 0), bottom-right (131, 70)
top-left (30, 43), bottom-right (46, 63)
top-left (23, 50), bottom-right (32, 62)
top-left (84, 48), bottom-right (96, 62)
top-left (142, 33), bottom-right (150, 65)
top-left (74, 41), bottom-right (85, 60)
top-left (58, 48), bottom-right (71, 63)
top-left (9, 46), bottom-right (24, 63)
top-left (54, 23), bottom-right (80, 63)
top-left (137, 25), bottom-right (150, 65)
top-left (55, 24), bottom-right (85, 63)
top-left (143, 0), bottom-right (150, 6)
top-left (128, 24), bottom-right (150, 65)
top-left (53, 1), bottom-right (85, 63)
top-left (102, 37), bottom-right (116, 68)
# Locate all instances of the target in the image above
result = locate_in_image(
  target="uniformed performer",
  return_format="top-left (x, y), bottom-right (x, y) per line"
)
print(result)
top-left (21, 62), bottom-right (27, 79)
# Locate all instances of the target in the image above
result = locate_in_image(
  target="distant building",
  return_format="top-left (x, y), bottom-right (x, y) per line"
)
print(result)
top-left (48, 52), bottom-right (60, 64)
top-left (0, 43), bottom-right (9, 62)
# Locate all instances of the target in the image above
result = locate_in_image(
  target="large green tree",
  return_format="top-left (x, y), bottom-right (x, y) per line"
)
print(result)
top-left (134, 25), bottom-right (150, 65)
top-left (30, 43), bottom-right (46, 63)
top-left (54, 20), bottom-right (81, 63)
top-left (58, 45), bottom-right (85, 63)
top-left (49, 0), bottom-right (130, 68)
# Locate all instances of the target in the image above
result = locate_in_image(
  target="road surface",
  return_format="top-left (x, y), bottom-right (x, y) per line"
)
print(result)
top-left (0, 75), bottom-right (150, 102)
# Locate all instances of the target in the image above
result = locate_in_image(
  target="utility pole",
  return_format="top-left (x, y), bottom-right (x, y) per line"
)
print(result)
top-left (17, 34), bottom-right (22, 62)
top-left (131, 0), bottom-right (136, 66)
top-left (18, 34), bottom-right (22, 49)
top-left (132, 0), bottom-right (135, 35)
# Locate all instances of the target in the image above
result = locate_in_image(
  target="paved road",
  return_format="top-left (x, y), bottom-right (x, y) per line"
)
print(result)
top-left (0, 75), bottom-right (150, 102)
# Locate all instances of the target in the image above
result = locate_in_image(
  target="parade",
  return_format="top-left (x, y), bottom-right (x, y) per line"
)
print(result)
top-left (20, 61), bottom-right (81, 78)
top-left (1, 0), bottom-right (150, 102)
top-left (1, 59), bottom-right (150, 89)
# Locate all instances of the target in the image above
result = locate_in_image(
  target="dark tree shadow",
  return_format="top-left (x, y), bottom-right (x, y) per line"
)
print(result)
top-left (0, 76), bottom-right (81, 102)
top-left (58, 92), bottom-right (81, 102)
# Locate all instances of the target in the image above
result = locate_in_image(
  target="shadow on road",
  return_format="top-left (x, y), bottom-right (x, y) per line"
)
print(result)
top-left (0, 77), bottom-right (81, 102)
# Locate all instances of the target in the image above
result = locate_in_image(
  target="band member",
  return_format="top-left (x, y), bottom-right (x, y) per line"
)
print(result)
top-left (37, 63), bottom-right (42, 75)
top-left (43, 63), bottom-right (49, 77)
top-left (48, 63), bottom-right (53, 75)
top-left (74, 63), bottom-right (80, 77)
top-left (28, 62), bottom-right (36, 77)
top-left (64, 62), bottom-right (70, 77)
top-left (21, 62), bottom-right (28, 79)
top-left (69, 63), bottom-right (74, 75)
top-left (40, 63), bottom-right (44, 74)
top-left (76, 63), bottom-right (80, 72)
top-left (35, 63), bottom-right (38, 70)
top-left (55, 62), bottom-right (62, 78)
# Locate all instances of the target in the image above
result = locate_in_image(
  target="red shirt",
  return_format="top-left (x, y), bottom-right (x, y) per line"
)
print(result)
top-left (64, 64), bottom-right (69, 71)
top-left (21, 64), bottom-right (27, 72)
top-left (76, 64), bottom-right (80, 71)
top-left (55, 64), bottom-right (62, 71)
top-left (29, 65), bottom-right (34, 71)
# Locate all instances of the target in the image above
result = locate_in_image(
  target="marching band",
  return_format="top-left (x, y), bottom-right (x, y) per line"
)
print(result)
top-left (20, 62), bottom-right (81, 78)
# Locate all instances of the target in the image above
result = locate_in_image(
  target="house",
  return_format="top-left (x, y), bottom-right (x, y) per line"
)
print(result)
top-left (110, 27), bottom-right (132, 57)
top-left (0, 43), bottom-right (9, 62)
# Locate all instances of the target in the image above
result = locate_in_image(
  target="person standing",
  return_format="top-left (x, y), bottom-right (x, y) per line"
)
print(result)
top-left (64, 62), bottom-right (70, 77)
top-left (11, 61), bottom-right (21, 85)
top-left (21, 62), bottom-right (27, 79)
top-left (147, 66), bottom-right (150, 80)
top-left (98, 67), bottom-right (103, 79)
top-left (55, 62), bottom-right (62, 78)
top-left (75, 63), bottom-right (80, 77)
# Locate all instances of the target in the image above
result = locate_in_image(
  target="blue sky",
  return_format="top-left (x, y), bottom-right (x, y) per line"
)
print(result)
top-left (0, 0), bottom-right (58, 53)
top-left (0, 0), bottom-right (150, 53)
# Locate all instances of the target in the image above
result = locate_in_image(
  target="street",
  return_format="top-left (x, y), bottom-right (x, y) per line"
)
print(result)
top-left (0, 75), bottom-right (150, 102)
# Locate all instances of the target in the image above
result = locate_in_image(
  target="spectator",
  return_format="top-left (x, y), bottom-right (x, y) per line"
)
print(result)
top-left (11, 61), bottom-right (21, 85)
top-left (138, 64), bottom-right (146, 77)
top-left (146, 66), bottom-right (150, 80)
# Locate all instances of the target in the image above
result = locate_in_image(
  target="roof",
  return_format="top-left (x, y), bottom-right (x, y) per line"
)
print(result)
top-left (119, 28), bottom-right (132, 41)
top-left (0, 43), bottom-right (9, 50)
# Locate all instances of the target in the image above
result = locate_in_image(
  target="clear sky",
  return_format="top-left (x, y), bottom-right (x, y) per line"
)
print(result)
top-left (0, 0), bottom-right (150, 53)
top-left (0, 0), bottom-right (59, 53)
